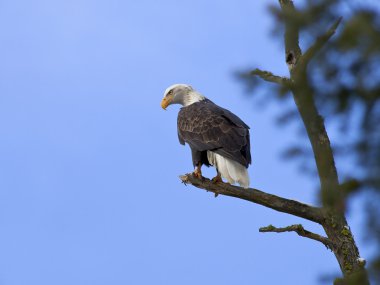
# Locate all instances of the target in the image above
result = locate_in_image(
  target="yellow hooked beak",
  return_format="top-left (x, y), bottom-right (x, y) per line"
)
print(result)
top-left (161, 95), bottom-right (173, 110)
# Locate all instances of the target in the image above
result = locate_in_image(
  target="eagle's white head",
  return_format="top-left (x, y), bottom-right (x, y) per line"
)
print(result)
top-left (161, 84), bottom-right (205, 109)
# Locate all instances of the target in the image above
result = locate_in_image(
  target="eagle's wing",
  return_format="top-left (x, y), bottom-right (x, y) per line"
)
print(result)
top-left (177, 99), bottom-right (251, 167)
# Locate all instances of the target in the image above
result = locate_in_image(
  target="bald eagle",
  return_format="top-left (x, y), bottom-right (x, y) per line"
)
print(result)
top-left (161, 84), bottom-right (251, 188)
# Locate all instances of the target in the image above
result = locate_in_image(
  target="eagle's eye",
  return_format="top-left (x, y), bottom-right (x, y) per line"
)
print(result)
top-left (167, 90), bottom-right (173, 96)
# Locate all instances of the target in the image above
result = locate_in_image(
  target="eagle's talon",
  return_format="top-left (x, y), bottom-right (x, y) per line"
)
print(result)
top-left (192, 167), bottom-right (203, 179)
top-left (211, 174), bottom-right (222, 184)
top-left (192, 172), bottom-right (204, 180)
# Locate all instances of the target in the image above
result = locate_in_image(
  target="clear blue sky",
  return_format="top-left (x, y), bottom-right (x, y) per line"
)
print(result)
top-left (0, 0), bottom-right (368, 284)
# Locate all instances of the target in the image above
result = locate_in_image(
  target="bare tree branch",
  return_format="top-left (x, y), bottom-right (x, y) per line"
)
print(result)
top-left (279, 0), bottom-right (302, 70)
top-left (179, 174), bottom-right (324, 224)
top-left (300, 17), bottom-right (343, 67)
top-left (250, 69), bottom-right (293, 87)
top-left (259, 224), bottom-right (334, 250)
top-left (278, 0), bottom-right (343, 211)
top-left (277, 0), bottom-right (366, 280)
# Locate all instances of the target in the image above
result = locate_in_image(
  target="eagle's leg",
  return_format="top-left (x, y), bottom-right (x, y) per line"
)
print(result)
top-left (212, 171), bottom-right (222, 184)
top-left (192, 163), bottom-right (203, 179)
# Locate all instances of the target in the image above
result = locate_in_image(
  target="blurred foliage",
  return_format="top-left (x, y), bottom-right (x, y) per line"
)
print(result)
top-left (239, 0), bottom-right (380, 282)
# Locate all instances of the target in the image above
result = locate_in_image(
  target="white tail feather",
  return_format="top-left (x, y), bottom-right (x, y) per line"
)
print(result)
top-left (207, 151), bottom-right (250, 188)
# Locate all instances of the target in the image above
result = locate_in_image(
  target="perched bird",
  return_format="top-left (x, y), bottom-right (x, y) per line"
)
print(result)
top-left (161, 84), bottom-right (251, 188)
